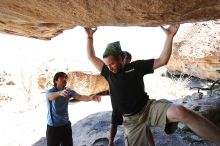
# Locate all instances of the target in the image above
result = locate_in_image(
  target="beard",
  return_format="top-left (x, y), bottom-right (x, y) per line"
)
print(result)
top-left (114, 63), bottom-right (124, 74)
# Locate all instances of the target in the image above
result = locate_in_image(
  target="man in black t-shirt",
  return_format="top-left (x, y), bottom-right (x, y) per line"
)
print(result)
top-left (109, 51), bottom-right (155, 146)
top-left (84, 25), bottom-right (220, 146)
top-left (109, 51), bottom-right (129, 146)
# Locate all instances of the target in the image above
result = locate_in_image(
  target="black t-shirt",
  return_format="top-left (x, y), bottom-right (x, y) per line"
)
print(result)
top-left (111, 92), bottom-right (150, 125)
top-left (111, 108), bottom-right (123, 125)
top-left (101, 59), bottom-right (154, 114)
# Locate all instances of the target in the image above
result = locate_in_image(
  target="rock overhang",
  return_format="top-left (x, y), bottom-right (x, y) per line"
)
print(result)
top-left (0, 0), bottom-right (220, 40)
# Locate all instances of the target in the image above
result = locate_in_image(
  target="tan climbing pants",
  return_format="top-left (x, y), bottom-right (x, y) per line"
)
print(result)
top-left (123, 99), bottom-right (178, 146)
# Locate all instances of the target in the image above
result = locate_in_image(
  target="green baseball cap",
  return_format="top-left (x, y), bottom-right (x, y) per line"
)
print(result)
top-left (103, 41), bottom-right (122, 58)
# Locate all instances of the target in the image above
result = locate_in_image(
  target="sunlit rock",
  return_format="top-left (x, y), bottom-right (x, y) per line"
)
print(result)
top-left (166, 20), bottom-right (220, 80)
top-left (1, 1), bottom-right (220, 39)
top-left (38, 71), bottom-right (109, 96)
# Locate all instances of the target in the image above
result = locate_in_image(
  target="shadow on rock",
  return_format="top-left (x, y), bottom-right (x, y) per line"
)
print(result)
top-left (32, 137), bottom-right (47, 146)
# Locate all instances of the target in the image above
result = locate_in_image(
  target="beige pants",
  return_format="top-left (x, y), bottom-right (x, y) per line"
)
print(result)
top-left (123, 99), bottom-right (178, 146)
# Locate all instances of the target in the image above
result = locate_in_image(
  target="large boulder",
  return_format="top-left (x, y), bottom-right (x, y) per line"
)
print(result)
top-left (1, 1), bottom-right (220, 39)
top-left (37, 59), bottom-right (109, 95)
top-left (38, 71), bottom-right (109, 96)
top-left (72, 111), bottom-right (184, 146)
top-left (72, 111), bottom-right (125, 146)
top-left (72, 111), bottom-right (218, 146)
top-left (166, 20), bottom-right (220, 80)
top-left (67, 71), bottom-right (109, 95)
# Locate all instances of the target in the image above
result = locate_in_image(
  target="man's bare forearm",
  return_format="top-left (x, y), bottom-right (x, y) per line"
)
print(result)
top-left (153, 24), bottom-right (180, 69)
top-left (84, 27), bottom-right (104, 72)
top-left (87, 37), bottom-right (95, 59)
top-left (109, 124), bottom-right (117, 146)
top-left (47, 91), bottom-right (61, 101)
top-left (159, 35), bottom-right (174, 65)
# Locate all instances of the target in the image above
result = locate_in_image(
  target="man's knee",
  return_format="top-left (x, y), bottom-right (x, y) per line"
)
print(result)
top-left (167, 105), bottom-right (190, 122)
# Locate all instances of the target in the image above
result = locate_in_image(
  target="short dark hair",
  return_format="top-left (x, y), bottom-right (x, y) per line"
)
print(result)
top-left (53, 72), bottom-right (66, 87)
top-left (122, 51), bottom-right (132, 60)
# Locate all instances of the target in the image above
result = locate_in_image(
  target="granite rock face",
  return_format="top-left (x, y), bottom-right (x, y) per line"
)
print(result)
top-left (166, 20), bottom-right (220, 80)
top-left (1, 0), bottom-right (220, 39)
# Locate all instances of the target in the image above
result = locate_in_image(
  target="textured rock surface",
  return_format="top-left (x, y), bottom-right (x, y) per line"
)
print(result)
top-left (176, 92), bottom-right (220, 129)
top-left (38, 71), bottom-right (109, 95)
top-left (71, 91), bottom-right (220, 146)
top-left (1, 0), bottom-right (220, 39)
top-left (36, 59), bottom-right (109, 95)
top-left (72, 111), bottom-right (185, 146)
top-left (72, 111), bottom-right (217, 146)
top-left (67, 71), bottom-right (109, 95)
top-left (72, 111), bottom-right (125, 146)
top-left (166, 20), bottom-right (220, 80)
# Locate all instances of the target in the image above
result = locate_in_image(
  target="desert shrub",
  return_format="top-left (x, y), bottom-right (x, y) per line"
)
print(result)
top-left (0, 93), bottom-right (12, 101)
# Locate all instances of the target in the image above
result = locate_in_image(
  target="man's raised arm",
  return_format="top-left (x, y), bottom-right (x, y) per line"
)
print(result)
top-left (153, 24), bottom-right (180, 70)
top-left (84, 27), bottom-right (104, 72)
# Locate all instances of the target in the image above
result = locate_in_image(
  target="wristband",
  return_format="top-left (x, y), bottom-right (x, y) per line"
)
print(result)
top-left (88, 37), bottom-right (93, 39)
